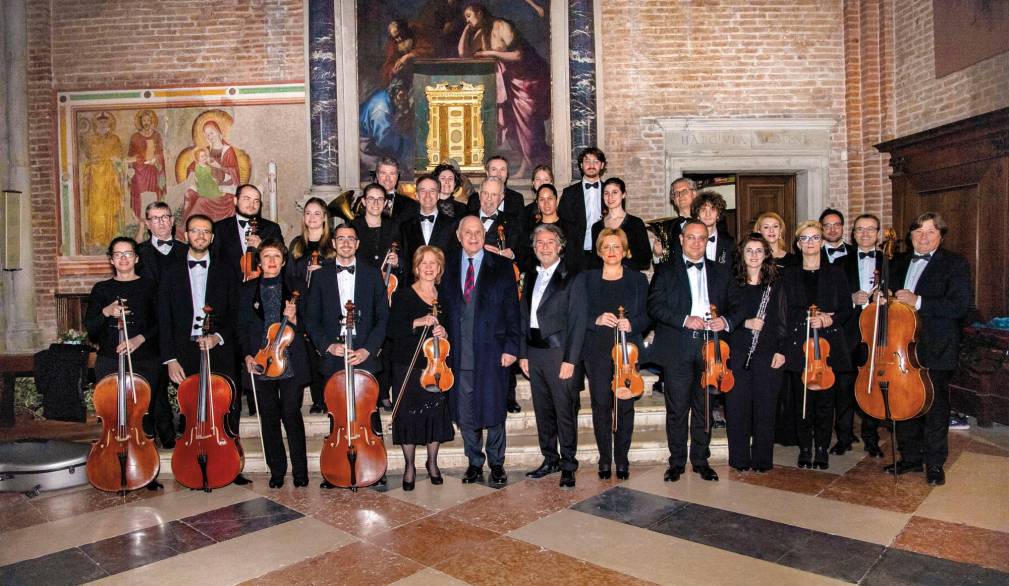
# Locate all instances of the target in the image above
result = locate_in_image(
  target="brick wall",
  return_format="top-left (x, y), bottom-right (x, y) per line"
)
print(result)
top-left (26, 0), bottom-right (305, 338)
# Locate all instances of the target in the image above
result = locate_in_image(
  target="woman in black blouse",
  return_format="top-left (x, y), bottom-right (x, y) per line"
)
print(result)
top-left (726, 234), bottom-right (788, 472)
top-left (575, 228), bottom-right (650, 480)
top-left (287, 197), bottom-right (335, 414)
top-left (387, 245), bottom-right (454, 491)
top-left (520, 183), bottom-right (571, 273)
top-left (754, 212), bottom-right (796, 269)
top-left (589, 178), bottom-right (652, 271)
top-left (780, 221), bottom-right (852, 470)
top-left (432, 163), bottom-right (469, 219)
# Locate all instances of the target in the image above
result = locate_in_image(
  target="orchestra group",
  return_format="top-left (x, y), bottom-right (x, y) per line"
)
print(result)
top-left (83, 148), bottom-right (972, 495)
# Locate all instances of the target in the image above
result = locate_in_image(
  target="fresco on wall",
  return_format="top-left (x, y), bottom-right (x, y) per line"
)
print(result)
top-left (357, 0), bottom-right (552, 180)
top-left (57, 84), bottom-right (307, 256)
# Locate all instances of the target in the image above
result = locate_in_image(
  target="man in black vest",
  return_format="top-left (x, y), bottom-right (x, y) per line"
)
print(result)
top-left (519, 224), bottom-right (586, 488)
top-left (559, 147), bottom-right (606, 271)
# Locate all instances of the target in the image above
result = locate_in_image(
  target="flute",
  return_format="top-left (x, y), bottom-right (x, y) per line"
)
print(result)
top-left (743, 284), bottom-right (772, 370)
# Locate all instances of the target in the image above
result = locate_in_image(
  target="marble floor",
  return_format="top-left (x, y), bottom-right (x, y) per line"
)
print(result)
top-left (2, 424), bottom-right (1008, 585)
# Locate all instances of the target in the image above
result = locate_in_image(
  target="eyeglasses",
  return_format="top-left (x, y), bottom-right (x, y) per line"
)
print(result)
top-left (853, 227), bottom-right (879, 234)
top-left (335, 236), bottom-right (358, 243)
top-left (363, 196), bottom-right (386, 204)
top-left (147, 215), bottom-right (172, 223)
top-left (797, 235), bottom-right (822, 242)
top-left (110, 251), bottom-right (136, 259)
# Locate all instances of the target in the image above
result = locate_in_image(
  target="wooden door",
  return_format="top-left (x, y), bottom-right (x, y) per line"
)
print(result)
top-left (736, 175), bottom-right (797, 241)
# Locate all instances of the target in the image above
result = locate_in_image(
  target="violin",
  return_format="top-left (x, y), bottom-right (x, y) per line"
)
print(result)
top-left (240, 217), bottom-right (261, 282)
top-left (172, 306), bottom-right (244, 491)
top-left (87, 299), bottom-right (160, 493)
top-left (855, 229), bottom-right (933, 424)
top-left (802, 304), bottom-right (835, 392)
top-left (496, 225), bottom-right (522, 299)
top-left (320, 300), bottom-right (387, 490)
top-left (253, 291), bottom-right (301, 379)
top-left (611, 306), bottom-right (644, 401)
top-left (420, 302), bottom-right (454, 392)
top-left (700, 305), bottom-right (734, 394)
top-left (306, 250), bottom-right (320, 288)
top-left (381, 242), bottom-right (399, 304)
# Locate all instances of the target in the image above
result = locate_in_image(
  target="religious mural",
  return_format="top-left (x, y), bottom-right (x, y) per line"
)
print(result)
top-left (357, 0), bottom-right (551, 180)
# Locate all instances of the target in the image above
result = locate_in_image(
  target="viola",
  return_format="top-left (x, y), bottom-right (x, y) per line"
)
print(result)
top-left (87, 299), bottom-right (160, 493)
top-left (240, 217), bottom-right (261, 282)
top-left (172, 306), bottom-right (244, 491)
top-left (855, 229), bottom-right (933, 423)
top-left (320, 300), bottom-right (387, 490)
top-left (802, 304), bottom-right (835, 391)
top-left (420, 302), bottom-right (454, 392)
top-left (611, 306), bottom-right (644, 402)
top-left (253, 291), bottom-right (301, 379)
top-left (496, 225), bottom-right (522, 299)
top-left (700, 305), bottom-right (734, 394)
top-left (381, 242), bottom-right (399, 304)
top-left (306, 250), bottom-right (320, 288)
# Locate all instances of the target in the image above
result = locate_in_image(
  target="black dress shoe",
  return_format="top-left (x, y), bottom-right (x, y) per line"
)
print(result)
top-left (829, 441), bottom-right (851, 456)
top-left (926, 465), bottom-right (945, 486)
top-left (652, 380), bottom-right (663, 395)
top-left (693, 464), bottom-right (719, 481)
top-left (462, 465), bottom-right (484, 484)
top-left (426, 461), bottom-right (443, 485)
top-left (616, 467), bottom-right (630, 480)
top-left (884, 460), bottom-right (924, 475)
top-left (233, 474), bottom-right (252, 485)
top-left (813, 447), bottom-right (829, 470)
top-left (490, 465), bottom-right (508, 485)
top-left (797, 448), bottom-right (813, 469)
top-left (559, 470), bottom-right (575, 489)
top-left (731, 465), bottom-right (751, 473)
top-left (597, 465), bottom-right (612, 480)
top-left (864, 444), bottom-right (884, 458)
top-left (269, 477), bottom-right (285, 489)
top-left (309, 404), bottom-right (324, 414)
top-left (160, 437), bottom-right (176, 450)
top-left (526, 461), bottom-right (561, 479)
top-left (507, 402), bottom-right (522, 414)
top-left (293, 477), bottom-right (309, 488)
top-left (320, 480), bottom-right (336, 489)
top-left (664, 466), bottom-right (684, 482)
top-left (146, 479), bottom-right (164, 491)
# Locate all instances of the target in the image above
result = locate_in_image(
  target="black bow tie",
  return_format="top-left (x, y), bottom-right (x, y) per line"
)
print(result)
top-left (827, 246), bottom-right (845, 256)
top-left (421, 214), bottom-right (435, 223)
top-left (156, 238), bottom-right (173, 247)
top-left (335, 264), bottom-right (355, 274)
top-left (913, 252), bottom-right (932, 262)
top-left (238, 219), bottom-right (248, 228)
top-left (188, 259), bottom-right (207, 269)
top-left (708, 236), bottom-right (715, 243)
top-left (481, 213), bottom-right (498, 223)
top-left (686, 261), bottom-right (704, 270)
top-left (584, 182), bottom-right (599, 190)
top-left (859, 250), bottom-right (876, 259)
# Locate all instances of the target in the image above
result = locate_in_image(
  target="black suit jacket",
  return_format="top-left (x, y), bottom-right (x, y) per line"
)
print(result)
top-left (890, 248), bottom-right (972, 370)
top-left (157, 255), bottom-right (237, 379)
top-left (467, 187), bottom-right (526, 227)
top-left (779, 263), bottom-right (853, 372)
top-left (839, 248), bottom-right (883, 351)
top-left (389, 192), bottom-right (420, 224)
top-left (399, 211), bottom-right (459, 282)
top-left (821, 242), bottom-right (856, 267)
top-left (211, 214), bottom-right (283, 281)
top-left (558, 182), bottom-right (595, 260)
top-left (303, 262), bottom-right (389, 377)
top-left (238, 277), bottom-right (311, 386)
top-left (589, 215), bottom-right (652, 272)
top-left (519, 259), bottom-right (587, 364)
top-left (708, 229), bottom-right (737, 268)
top-left (137, 237), bottom-right (185, 283)
top-left (647, 257), bottom-right (740, 364)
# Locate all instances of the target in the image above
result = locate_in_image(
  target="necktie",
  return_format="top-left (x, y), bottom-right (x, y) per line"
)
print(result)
top-left (335, 264), bottom-right (356, 274)
top-left (584, 182), bottom-right (599, 190)
top-left (188, 259), bottom-right (207, 269)
top-left (421, 214), bottom-right (435, 223)
top-left (156, 239), bottom-right (172, 247)
top-left (913, 252), bottom-right (932, 262)
top-left (464, 258), bottom-right (475, 303)
top-left (238, 219), bottom-right (248, 228)
top-left (859, 250), bottom-right (876, 259)
top-left (827, 246), bottom-right (843, 256)
top-left (686, 261), bottom-right (704, 270)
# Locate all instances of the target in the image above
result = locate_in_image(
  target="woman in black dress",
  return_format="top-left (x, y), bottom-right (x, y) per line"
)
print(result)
top-left (726, 234), bottom-right (788, 472)
top-left (287, 196), bottom-right (334, 413)
top-left (387, 245), bottom-right (455, 490)
top-left (589, 178), bottom-right (652, 271)
top-left (433, 162), bottom-right (469, 219)
top-left (781, 221), bottom-right (852, 470)
top-left (520, 183), bottom-right (570, 273)
top-left (576, 228), bottom-right (650, 480)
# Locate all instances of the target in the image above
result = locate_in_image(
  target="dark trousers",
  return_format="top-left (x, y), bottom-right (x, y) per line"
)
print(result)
top-left (661, 337), bottom-right (712, 468)
top-left (833, 370), bottom-right (858, 445)
top-left (789, 372), bottom-right (835, 451)
top-left (251, 376), bottom-right (308, 481)
top-left (379, 343), bottom-right (393, 403)
top-left (457, 369), bottom-right (506, 467)
top-left (584, 351), bottom-right (635, 468)
top-left (527, 347), bottom-right (579, 471)
top-left (306, 338), bottom-right (325, 407)
top-left (775, 375), bottom-right (798, 446)
top-left (725, 358), bottom-right (782, 469)
top-left (898, 369), bottom-right (952, 467)
top-left (507, 364), bottom-right (518, 406)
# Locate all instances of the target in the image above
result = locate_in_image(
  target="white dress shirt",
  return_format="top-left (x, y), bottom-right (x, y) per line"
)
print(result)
top-left (823, 242), bottom-right (848, 263)
top-left (420, 209), bottom-right (438, 244)
top-left (336, 260), bottom-right (356, 334)
top-left (857, 248), bottom-right (877, 304)
top-left (684, 255), bottom-right (710, 320)
top-left (705, 231), bottom-right (718, 262)
top-left (529, 260), bottom-right (559, 329)
top-left (582, 182), bottom-right (601, 251)
top-left (904, 251), bottom-right (931, 310)
top-left (187, 252), bottom-right (210, 337)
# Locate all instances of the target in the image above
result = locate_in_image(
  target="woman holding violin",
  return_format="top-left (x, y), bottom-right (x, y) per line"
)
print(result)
top-left (287, 196), bottom-right (335, 414)
top-left (780, 221), bottom-right (852, 470)
top-left (589, 178), bottom-right (652, 272)
top-left (386, 246), bottom-right (454, 490)
top-left (726, 234), bottom-right (788, 472)
top-left (576, 228), bottom-right (650, 480)
top-left (239, 239), bottom-right (310, 488)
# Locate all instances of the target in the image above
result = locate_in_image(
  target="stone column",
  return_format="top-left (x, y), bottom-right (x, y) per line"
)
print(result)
top-left (307, 0), bottom-right (341, 198)
top-left (567, 0), bottom-right (598, 176)
top-left (1, 0), bottom-right (42, 352)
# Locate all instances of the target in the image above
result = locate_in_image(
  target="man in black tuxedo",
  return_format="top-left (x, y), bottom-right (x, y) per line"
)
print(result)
top-left (558, 147), bottom-right (606, 271)
top-left (211, 184), bottom-right (284, 283)
top-left (400, 174), bottom-right (458, 282)
top-left (648, 219), bottom-right (739, 483)
top-left (375, 156), bottom-right (420, 224)
top-left (692, 191), bottom-right (736, 269)
top-left (518, 224), bottom-right (586, 488)
top-left (887, 212), bottom-right (972, 486)
top-left (439, 216), bottom-right (521, 486)
top-left (820, 208), bottom-right (855, 265)
top-left (833, 213), bottom-right (884, 457)
top-left (466, 155), bottom-right (526, 233)
top-left (158, 214), bottom-right (249, 485)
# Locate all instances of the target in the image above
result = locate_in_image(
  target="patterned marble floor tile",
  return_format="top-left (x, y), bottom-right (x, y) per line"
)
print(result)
top-left (309, 489), bottom-right (433, 539)
top-left (241, 540), bottom-right (423, 585)
top-left (570, 485), bottom-right (687, 528)
top-left (390, 567), bottom-right (472, 585)
top-left (726, 464), bottom-right (838, 496)
top-left (893, 516), bottom-right (1009, 574)
top-left (914, 451), bottom-right (1009, 533)
top-left (365, 512), bottom-right (499, 566)
top-left (78, 519), bottom-right (214, 575)
top-left (181, 497), bottom-right (303, 541)
top-left (862, 547), bottom-right (1009, 586)
top-left (0, 547), bottom-right (107, 586)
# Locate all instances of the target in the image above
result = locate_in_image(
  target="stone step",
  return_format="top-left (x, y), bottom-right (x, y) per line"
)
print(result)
top-left (158, 425), bottom-right (728, 474)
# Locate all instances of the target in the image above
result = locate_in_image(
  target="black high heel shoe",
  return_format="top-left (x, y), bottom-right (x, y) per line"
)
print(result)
top-left (426, 460), bottom-right (443, 485)
top-left (403, 463), bottom-right (416, 491)
top-left (598, 464), bottom-right (612, 480)
top-left (616, 467), bottom-right (630, 480)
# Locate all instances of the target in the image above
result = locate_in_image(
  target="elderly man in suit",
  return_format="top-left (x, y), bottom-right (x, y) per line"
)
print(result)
top-left (518, 224), bottom-right (587, 488)
top-left (439, 215), bottom-right (522, 485)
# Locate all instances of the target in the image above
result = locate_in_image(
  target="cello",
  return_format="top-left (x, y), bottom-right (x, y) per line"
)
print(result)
top-left (253, 291), bottom-right (301, 379)
top-left (87, 299), bottom-right (160, 493)
top-left (320, 300), bottom-right (388, 490)
top-left (240, 217), bottom-right (261, 282)
top-left (172, 307), bottom-right (244, 491)
top-left (801, 305), bottom-right (835, 419)
top-left (420, 302), bottom-right (454, 392)
top-left (381, 242), bottom-right (399, 304)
